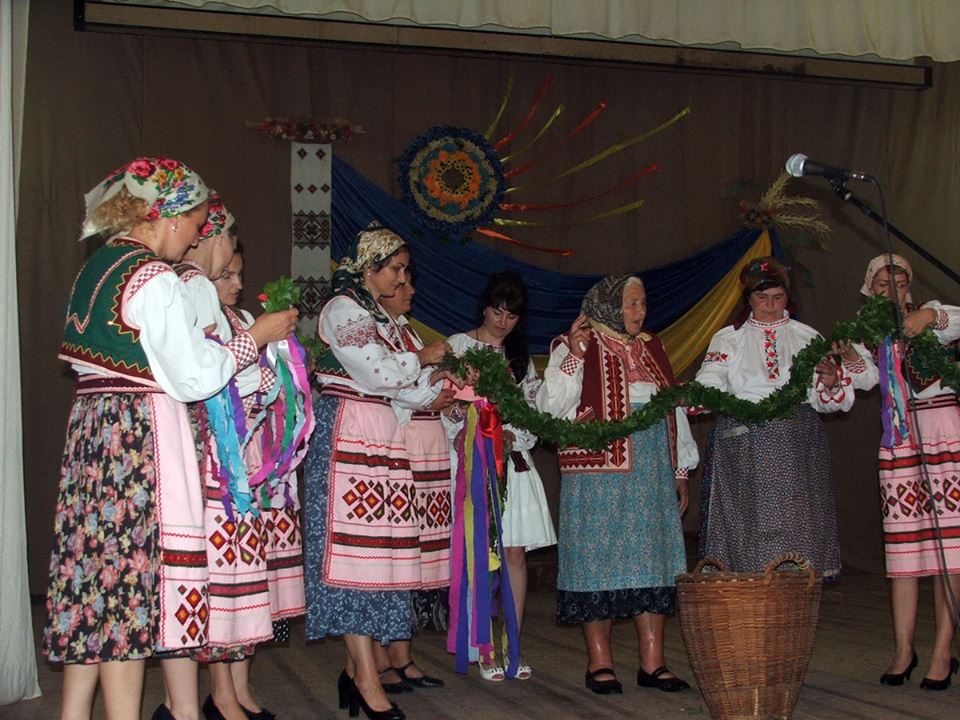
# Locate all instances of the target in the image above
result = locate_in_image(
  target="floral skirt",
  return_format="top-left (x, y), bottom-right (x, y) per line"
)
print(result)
top-left (44, 393), bottom-right (159, 664)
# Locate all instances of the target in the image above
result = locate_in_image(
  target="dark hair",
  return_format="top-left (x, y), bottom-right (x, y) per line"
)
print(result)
top-left (732, 281), bottom-right (798, 328)
top-left (478, 271), bottom-right (529, 382)
top-left (233, 239), bottom-right (244, 257)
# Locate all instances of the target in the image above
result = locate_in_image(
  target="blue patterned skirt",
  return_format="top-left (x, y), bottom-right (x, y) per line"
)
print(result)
top-left (556, 417), bottom-right (685, 623)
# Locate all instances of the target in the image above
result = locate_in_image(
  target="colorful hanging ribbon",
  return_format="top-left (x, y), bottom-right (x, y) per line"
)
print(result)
top-left (500, 164), bottom-right (657, 212)
top-left (879, 336), bottom-right (911, 448)
top-left (447, 400), bottom-right (521, 678)
top-left (493, 73), bottom-right (554, 151)
top-left (502, 102), bottom-right (608, 180)
top-left (475, 226), bottom-right (574, 256)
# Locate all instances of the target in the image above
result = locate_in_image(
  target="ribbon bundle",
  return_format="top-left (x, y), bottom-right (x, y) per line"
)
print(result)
top-left (447, 399), bottom-right (521, 678)
top-left (878, 336), bottom-right (911, 449)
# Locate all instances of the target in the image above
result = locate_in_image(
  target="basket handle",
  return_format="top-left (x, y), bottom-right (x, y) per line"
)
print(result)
top-left (763, 552), bottom-right (817, 590)
top-left (692, 557), bottom-right (727, 574)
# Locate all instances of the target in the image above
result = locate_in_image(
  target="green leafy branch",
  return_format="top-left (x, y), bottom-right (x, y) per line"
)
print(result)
top-left (258, 276), bottom-right (300, 313)
top-left (453, 296), bottom-right (953, 451)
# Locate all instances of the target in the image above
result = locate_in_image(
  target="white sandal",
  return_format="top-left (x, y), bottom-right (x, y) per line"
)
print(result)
top-left (515, 663), bottom-right (532, 680)
top-left (478, 661), bottom-right (505, 682)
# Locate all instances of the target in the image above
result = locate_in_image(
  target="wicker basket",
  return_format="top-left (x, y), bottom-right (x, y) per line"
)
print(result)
top-left (677, 553), bottom-right (823, 720)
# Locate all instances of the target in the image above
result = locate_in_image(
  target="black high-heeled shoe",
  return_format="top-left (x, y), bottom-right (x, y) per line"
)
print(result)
top-left (347, 682), bottom-right (405, 720)
top-left (150, 706), bottom-right (175, 720)
top-left (584, 667), bottom-right (623, 695)
top-left (879, 651), bottom-right (918, 686)
top-left (378, 666), bottom-right (413, 694)
top-left (919, 657), bottom-right (959, 691)
top-left (201, 696), bottom-right (227, 720)
top-left (240, 703), bottom-right (276, 720)
top-left (338, 669), bottom-right (354, 710)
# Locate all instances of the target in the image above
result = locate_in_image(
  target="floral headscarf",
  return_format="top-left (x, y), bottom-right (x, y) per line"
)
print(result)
top-left (581, 274), bottom-right (643, 337)
top-left (332, 223), bottom-right (407, 322)
top-left (741, 256), bottom-right (790, 292)
top-left (198, 191), bottom-right (236, 243)
top-left (80, 157), bottom-right (209, 239)
top-left (861, 253), bottom-right (913, 303)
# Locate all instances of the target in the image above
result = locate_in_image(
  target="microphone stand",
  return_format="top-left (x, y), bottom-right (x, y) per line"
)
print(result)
top-left (830, 179), bottom-right (960, 289)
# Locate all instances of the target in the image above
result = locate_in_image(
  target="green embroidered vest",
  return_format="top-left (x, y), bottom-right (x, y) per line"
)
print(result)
top-left (60, 238), bottom-right (166, 384)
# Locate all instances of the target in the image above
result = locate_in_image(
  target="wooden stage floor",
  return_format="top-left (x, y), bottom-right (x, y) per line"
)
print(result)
top-left (8, 572), bottom-right (958, 719)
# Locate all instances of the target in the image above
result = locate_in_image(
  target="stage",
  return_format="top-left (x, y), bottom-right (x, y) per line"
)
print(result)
top-left (9, 571), bottom-right (957, 719)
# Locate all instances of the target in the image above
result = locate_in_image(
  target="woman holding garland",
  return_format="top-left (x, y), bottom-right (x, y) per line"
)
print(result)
top-left (838, 254), bottom-right (960, 689)
top-left (537, 275), bottom-right (696, 695)
top-left (43, 159), bottom-right (296, 720)
top-left (372, 275), bottom-right (454, 694)
top-left (694, 256), bottom-right (851, 579)
top-left (445, 270), bottom-right (557, 681)
top-left (303, 224), bottom-right (455, 720)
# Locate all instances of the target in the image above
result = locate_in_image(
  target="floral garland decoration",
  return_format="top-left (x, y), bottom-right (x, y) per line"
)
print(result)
top-left (247, 117), bottom-right (364, 144)
top-left (445, 296), bottom-right (952, 451)
top-left (397, 125), bottom-right (506, 238)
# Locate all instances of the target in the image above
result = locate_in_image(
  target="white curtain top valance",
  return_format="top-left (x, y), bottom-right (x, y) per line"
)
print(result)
top-left (114, 0), bottom-right (960, 62)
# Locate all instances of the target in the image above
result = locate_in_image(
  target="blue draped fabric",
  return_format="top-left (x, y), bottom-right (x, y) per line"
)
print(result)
top-left (332, 156), bottom-right (782, 354)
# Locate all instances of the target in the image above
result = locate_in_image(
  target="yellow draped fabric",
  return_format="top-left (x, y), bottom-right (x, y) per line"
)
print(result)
top-left (410, 230), bottom-right (771, 377)
top-left (659, 230), bottom-right (771, 374)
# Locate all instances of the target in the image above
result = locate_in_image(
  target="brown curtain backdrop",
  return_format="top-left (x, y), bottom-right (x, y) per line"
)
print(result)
top-left (18, 1), bottom-right (960, 592)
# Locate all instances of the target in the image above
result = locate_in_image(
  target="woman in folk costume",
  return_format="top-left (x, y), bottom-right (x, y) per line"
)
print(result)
top-left (444, 271), bottom-right (557, 681)
top-left (303, 224), bottom-right (454, 720)
top-left (372, 277), bottom-right (454, 694)
top-left (837, 254), bottom-right (960, 689)
top-left (43, 158), bottom-right (297, 720)
top-left (178, 200), bottom-right (305, 720)
top-left (209, 244), bottom-right (309, 718)
top-left (694, 256), bottom-right (851, 580)
top-left (536, 275), bottom-right (697, 695)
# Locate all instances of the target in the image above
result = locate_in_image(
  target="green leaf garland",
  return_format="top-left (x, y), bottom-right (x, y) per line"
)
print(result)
top-left (452, 296), bottom-right (957, 451)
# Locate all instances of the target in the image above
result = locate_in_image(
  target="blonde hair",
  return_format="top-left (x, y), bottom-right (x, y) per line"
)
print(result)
top-left (86, 187), bottom-right (150, 237)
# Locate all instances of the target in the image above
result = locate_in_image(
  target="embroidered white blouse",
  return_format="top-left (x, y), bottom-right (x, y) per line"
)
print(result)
top-left (317, 294), bottom-right (441, 400)
top-left (536, 332), bottom-right (700, 473)
top-left (694, 311), bottom-right (852, 412)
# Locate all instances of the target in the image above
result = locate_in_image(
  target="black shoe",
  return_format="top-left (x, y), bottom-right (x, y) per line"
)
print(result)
top-left (201, 696), bottom-right (227, 720)
top-left (879, 651), bottom-right (918, 686)
top-left (347, 683), bottom-right (405, 720)
top-left (395, 661), bottom-right (445, 688)
top-left (151, 706), bottom-right (175, 720)
top-left (240, 703), bottom-right (276, 720)
top-left (584, 667), bottom-right (623, 695)
top-left (378, 666), bottom-right (413, 694)
top-left (338, 669), bottom-right (354, 710)
top-left (920, 657), bottom-right (959, 691)
top-left (637, 666), bottom-right (691, 692)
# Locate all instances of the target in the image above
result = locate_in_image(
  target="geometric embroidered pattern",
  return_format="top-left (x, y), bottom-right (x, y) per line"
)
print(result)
top-left (343, 477), bottom-right (388, 522)
top-left (295, 275), bottom-right (331, 318)
top-left (334, 315), bottom-right (378, 349)
top-left (420, 488), bottom-right (452, 529)
top-left (292, 210), bottom-right (331, 250)
top-left (174, 583), bottom-right (209, 645)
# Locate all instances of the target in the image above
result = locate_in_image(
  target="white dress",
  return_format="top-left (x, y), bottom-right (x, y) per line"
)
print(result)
top-left (444, 333), bottom-right (557, 551)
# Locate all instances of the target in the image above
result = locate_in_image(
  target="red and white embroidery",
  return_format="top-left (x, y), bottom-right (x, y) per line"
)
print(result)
top-left (762, 327), bottom-right (780, 380)
top-left (934, 308), bottom-right (949, 331)
top-left (703, 351), bottom-right (729, 363)
top-left (559, 350), bottom-right (582, 376)
top-left (334, 315), bottom-right (378, 348)
top-left (127, 261), bottom-right (174, 303)
top-left (227, 331), bottom-right (258, 370)
top-left (842, 356), bottom-right (867, 374)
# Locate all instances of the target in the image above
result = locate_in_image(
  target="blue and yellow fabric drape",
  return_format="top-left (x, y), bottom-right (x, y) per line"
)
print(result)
top-left (331, 157), bottom-right (782, 374)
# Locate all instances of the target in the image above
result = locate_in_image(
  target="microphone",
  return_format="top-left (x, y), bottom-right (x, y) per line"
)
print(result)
top-left (785, 153), bottom-right (872, 183)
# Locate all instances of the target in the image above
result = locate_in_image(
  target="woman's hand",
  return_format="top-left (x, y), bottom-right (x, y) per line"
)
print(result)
top-left (429, 368), bottom-right (464, 389)
top-left (903, 307), bottom-right (937, 338)
top-left (463, 363), bottom-right (481, 386)
top-left (248, 308), bottom-right (298, 348)
top-left (426, 386), bottom-right (457, 411)
top-left (676, 476), bottom-right (689, 515)
top-left (830, 340), bottom-right (860, 363)
top-left (568, 313), bottom-right (591, 359)
top-left (417, 340), bottom-right (451, 366)
top-left (815, 357), bottom-right (840, 389)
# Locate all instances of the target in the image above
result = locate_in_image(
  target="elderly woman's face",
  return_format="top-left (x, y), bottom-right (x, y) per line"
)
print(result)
top-left (365, 248), bottom-right (409, 300)
top-left (749, 286), bottom-right (788, 322)
top-left (870, 267), bottom-right (910, 307)
top-left (622, 283), bottom-right (647, 336)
